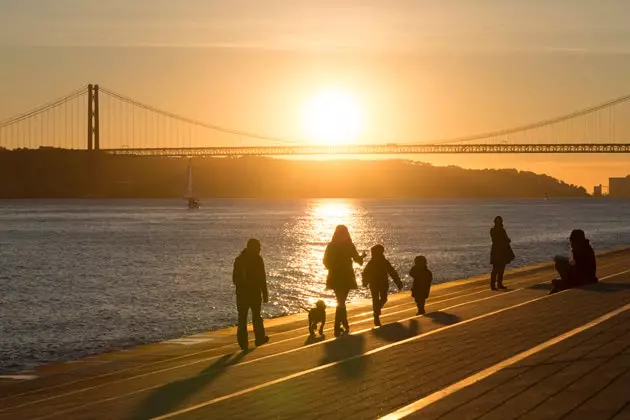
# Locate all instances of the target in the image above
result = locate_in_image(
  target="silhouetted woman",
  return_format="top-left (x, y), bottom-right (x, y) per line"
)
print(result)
top-left (324, 225), bottom-right (366, 336)
top-left (490, 216), bottom-right (514, 290)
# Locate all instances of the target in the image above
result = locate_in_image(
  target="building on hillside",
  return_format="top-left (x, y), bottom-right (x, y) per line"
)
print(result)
top-left (609, 176), bottom-right (630, 198)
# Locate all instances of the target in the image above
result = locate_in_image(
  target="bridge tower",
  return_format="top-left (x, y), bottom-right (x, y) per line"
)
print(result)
top-left (87, 84), bottom-right (100, 151)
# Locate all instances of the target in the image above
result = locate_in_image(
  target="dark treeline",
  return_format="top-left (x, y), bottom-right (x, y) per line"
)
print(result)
top-left (0, 149), bottom-right (588, 198)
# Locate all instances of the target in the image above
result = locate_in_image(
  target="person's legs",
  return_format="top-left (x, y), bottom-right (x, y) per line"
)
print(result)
top-left (370, 288), bottom-right (381, 325)
top-left (551, 258), bottom-right (572, 294)
top-left (370, 287), bottom-right (387, 326)
top-left (370, 288), bottom-right (380, 316)
top-left (250, 299), bottom-right (268, 346)
top-left (334, 289), bottom-right (350, 334)
top-left (340, 289), bottom-right (350, 331)
top-left (490, 265), bottom-right (498, 290)
top-left (341, 306), bottom-right (349, 331)
top-left (555, 258), bottom-right (572, 281)
top-left (236, 294), bottom-right (250, 350)
top-left (415, 297), bottom-right (426, 315)
top-left (379, 288), bottom-right (389, 310)
top-left (333, 306), bottom-right (342, 336)
top-left (497, 264), bottom-right (507, 289)
top-left (334, 289), bottom-right (344, 336)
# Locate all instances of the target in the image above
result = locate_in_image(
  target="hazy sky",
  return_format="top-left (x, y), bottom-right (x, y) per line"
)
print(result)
top-left (2, 0), bottom-right (630, 188)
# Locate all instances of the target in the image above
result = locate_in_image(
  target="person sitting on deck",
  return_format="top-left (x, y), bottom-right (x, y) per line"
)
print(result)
top-left (550, 229), bottom-right (597, 295)
top-left (233, 238), bottom-right (270, 350)
top-left (362, 244), bottom-right (402, 327)
top-left (410, 255), bottom-right (433, 315)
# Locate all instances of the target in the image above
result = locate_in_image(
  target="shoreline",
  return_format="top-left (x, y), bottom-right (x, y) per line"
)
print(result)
top-left (1, 196), bottom-right (612, 201)
top-left (4, 244), bottom-right (628, 378)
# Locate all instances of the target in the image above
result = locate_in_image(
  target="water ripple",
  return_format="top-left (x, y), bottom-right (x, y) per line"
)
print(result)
top-left (1, 198), bottom-right (630, 372)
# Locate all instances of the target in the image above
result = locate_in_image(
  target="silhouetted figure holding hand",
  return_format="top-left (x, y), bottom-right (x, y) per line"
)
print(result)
top-left (490, 216), bottom-right (515, 290)
top-left (233, 238), bottom-right (269, 351)
top-left (324, 225), bottom-right (365, 337)
top-left (410, 255), bottom-right (433, 315)
top-left (550, 229), bottom-right (597, 294)
top-left (362, 244), bottom-right (402, 326)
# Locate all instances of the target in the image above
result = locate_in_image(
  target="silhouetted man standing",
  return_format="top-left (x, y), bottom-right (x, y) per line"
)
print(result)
top-left (233, 238), bottom-right (269, 351)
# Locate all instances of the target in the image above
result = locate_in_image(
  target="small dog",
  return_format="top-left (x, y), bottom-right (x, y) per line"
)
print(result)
top-left (302, 300), bottom-right (327, 335)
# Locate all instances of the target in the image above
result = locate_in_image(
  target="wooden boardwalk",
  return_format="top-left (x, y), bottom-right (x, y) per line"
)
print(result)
top-left (1, 249), bottom-right (630, 420)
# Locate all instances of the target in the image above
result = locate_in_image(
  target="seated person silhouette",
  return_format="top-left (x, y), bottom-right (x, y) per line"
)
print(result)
top-left (550, 229), bottom-right (597, 294)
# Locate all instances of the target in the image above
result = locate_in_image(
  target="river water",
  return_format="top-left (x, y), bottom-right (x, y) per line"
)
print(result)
top-left (1, 198), bottom-right (629, 372)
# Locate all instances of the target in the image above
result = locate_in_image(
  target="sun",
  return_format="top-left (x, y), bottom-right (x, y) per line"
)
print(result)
top-left (301, 89), bottom-right (363, 145)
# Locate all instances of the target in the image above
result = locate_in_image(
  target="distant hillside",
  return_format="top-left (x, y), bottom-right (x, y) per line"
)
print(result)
top-left (0, 149), bottom-right (588, 198)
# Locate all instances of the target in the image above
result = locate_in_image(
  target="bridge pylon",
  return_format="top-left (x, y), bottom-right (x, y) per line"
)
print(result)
top-left (87, 84), bottom-right (100, 151)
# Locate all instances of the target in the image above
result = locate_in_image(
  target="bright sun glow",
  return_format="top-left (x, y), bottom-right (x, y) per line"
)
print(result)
top-left (301, 90), bottom-right (363, 145)
top-left (312, 201), bottom-right (353, 222)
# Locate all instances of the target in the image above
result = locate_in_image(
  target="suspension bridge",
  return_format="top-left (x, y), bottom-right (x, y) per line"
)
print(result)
top-left (1, 84), bottom-right (630, 156)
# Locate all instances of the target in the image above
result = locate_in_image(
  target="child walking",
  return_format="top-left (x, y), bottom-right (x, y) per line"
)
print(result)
top-left (410, 255), bottom-right (433, 315)
top-left (362, 244), bottom-right (403, 326)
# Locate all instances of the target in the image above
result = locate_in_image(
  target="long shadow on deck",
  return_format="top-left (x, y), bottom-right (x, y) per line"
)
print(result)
top-left (581, 282), bottom-right (630, 293)
top-left (319, 334), bottom-right (365, 379)
top-left (528, 281), bottom-right (630, 294)
top-left (304, 334), bottom-right (327, 345)
top-left (528, 283), bottom-right (553, 291)
top-left (424, 311), bottom-right (461, 325)
top-left (372, 319), bottom-right (420, 342)
top-left (133, 350), bottom-right (250, 419)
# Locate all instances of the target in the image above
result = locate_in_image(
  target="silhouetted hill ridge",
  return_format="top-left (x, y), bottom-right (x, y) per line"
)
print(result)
top-left (0, 150), bottom-right (587, 198)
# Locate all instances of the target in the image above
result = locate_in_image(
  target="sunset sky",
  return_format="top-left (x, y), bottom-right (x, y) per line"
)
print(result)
top-left (2, 0), bottom-right (630, 189)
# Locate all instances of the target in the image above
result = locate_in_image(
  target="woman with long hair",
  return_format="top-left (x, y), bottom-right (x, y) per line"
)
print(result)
top-left (490, 216), bottom-right (515, 290)
top-left (323, 225), bottom-right (366, 336)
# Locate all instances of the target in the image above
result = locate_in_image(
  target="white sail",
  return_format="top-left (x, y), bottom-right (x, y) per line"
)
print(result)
top-left (185, 159), bottom-right (193, 198)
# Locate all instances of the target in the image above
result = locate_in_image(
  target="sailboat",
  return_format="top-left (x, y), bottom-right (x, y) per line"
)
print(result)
top-left (185, 159), bottom-right (200, 209)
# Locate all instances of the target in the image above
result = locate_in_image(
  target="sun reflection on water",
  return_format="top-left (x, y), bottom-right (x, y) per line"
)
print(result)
top-left (277, 199), bottom-right (380, 311)
top-left (310, 201), bottom-right (357, 244)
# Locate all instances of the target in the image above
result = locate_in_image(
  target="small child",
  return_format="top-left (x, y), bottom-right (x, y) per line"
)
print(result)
top-left (409, 255), bottom-right (433, 315)
top-left (362, 244), bottom-right (403, 326)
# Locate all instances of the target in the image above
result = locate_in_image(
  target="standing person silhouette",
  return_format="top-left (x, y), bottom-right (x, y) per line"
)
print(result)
top-left (362, 244), bottom-right (403, 326)
top-left (410, 255), bottom-right (433, 315)
top-left (323, 225), bottom-right (366, 337)
top-left (490, 216), bottom-right (515, 290)
top-left (233, 238), bottom-right (269, 351)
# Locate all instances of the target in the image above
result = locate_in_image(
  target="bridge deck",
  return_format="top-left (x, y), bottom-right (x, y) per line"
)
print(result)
top-left (1, 250), bottom-right (630, 420)
top-left (102, 143), bottom-right (630, 157)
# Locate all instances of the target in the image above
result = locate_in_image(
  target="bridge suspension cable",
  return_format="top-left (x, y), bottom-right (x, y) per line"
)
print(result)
top-left (98, 86), bottom-right (300, 146)
top-left (0, 86), bottom-right (87, 128)
top-left (0, 86), bottom-right (88, 150)
top-left (430, 92), bottom-right (630, 144)
top-left (98, 85), bottom-right (630, 148)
